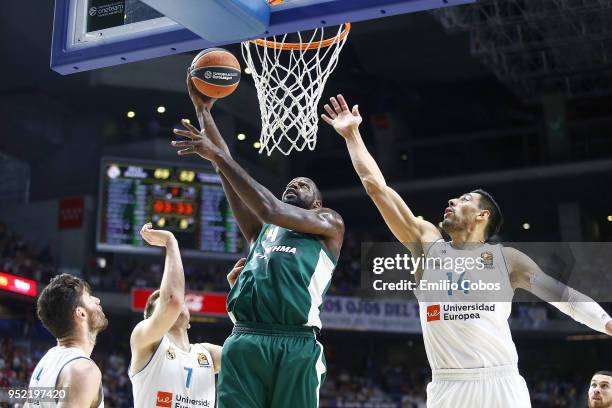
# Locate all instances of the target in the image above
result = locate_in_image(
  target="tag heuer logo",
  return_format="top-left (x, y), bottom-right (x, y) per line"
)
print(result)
top-left (197, 352), bottom-right (210, 367)
top-left (166, 347), bottom-right (176, 360)
top-left (88, 7), bottom-right (97, 16)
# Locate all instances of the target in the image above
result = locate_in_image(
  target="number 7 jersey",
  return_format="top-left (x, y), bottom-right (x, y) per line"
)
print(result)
top-left (130, 336), bottom-right (215, 408)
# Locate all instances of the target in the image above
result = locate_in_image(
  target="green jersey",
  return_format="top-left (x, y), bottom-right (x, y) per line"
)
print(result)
top-left (227, 224), bottom-right (337, 328)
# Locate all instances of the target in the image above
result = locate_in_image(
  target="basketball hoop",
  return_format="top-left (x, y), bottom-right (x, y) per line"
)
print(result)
top-left (241, 3), bottom-right (350, 156)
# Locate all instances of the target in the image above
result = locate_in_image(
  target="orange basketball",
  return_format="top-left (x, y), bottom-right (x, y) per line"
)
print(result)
top-left (190, 48), bottom-right (241, 99)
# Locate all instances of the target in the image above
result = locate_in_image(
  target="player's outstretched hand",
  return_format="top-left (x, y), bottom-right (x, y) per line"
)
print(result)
top-left (227, 258), bottom-right (247, 289)
top-left (186, 69), bottom-right (217, 112)
top-left (172, 119), bottom-right (220, 161)
top-left (321, 94), bottom-right (363, 139)
top-left (140, 223), bottom-right (175, 247)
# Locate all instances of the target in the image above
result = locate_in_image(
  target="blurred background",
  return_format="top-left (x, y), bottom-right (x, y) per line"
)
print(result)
top-left (1, 0), bottom-right (612, 407)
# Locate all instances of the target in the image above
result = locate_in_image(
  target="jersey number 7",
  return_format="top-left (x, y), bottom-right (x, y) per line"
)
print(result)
top-left (184, 367), bottom-right (193, 388)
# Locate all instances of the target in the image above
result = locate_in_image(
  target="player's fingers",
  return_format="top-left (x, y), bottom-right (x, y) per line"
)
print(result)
top-left (181, 119), bottom-right (200, 134)
top-left (352, 104), bottom-right (360, 117)
top-left (235, 257), bottom-right (247, 267)
top-left (171, 140), bottom-right (195, 148)
top-left (321, 114), bottom-right (334, 125)
top-left (323, 104), bottom-right (336, 118)
top-left (330, 97), bottom-right (341, 113)
top-left (173, 129), bottom-right (198, 139)
top-left (337, 94), bottom-right (349, 111)
top-left (177, 147), bottom-right (196, 155)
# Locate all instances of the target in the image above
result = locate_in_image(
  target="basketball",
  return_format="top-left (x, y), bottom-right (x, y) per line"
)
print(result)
top-left (190, 48), bottom-right (241, 99)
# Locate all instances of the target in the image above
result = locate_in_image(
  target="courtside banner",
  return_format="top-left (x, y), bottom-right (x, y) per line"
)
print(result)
top-left (321, 296), bottom-right (421, 333)
top-left (131, 288), bottom-right (227, 317)
top-left (0, 272), bottom-right (37, 297)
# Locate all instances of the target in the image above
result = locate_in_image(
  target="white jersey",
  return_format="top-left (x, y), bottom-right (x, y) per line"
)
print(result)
top-left (27, 346), bottom-right (104, 408)
top-left (130, 336), bottom-right (216, 408)
top-left (415, 240), bottom-right (518, 370)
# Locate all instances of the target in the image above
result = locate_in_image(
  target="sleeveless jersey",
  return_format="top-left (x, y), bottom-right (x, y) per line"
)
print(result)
top-left (227, 223), bottom-right (337, 328)
top-left (130, 336), bottom-right (216, 408)
top-left (27, 346), bottom-right (104, 408)
top-left (415, 240), bottom-right (518, 370)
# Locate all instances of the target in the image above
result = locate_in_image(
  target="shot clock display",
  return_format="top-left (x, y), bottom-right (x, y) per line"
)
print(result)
top-left (97, 158), bottom-right (243, 258)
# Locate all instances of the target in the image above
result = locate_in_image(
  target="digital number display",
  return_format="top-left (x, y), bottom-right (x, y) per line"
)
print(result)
top-left (97, 159), bottom-right (243, 258)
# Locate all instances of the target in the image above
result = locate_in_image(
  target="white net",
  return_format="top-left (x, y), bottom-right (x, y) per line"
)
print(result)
top-left (241, 24), bottom-right (350, 156)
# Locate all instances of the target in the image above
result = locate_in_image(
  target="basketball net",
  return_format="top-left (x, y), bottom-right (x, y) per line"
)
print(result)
top-left (241, 23), bottom-right (350, 156)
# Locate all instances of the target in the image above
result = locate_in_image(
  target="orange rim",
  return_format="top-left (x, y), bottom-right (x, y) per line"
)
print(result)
top-left (253, 23), bottom-right (351, 51)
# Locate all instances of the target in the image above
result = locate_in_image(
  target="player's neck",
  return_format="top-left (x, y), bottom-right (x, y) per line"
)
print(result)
top-left (57, 330), bottom-right (95, 357)
top-left (167, 327), bottom-right (190, 352)
top-left (449, 229), bottom-right (485, 249)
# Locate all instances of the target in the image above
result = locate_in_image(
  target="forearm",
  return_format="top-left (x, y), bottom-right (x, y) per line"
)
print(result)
top-left (197, 110), bottom-right (262, 241)
top-left (550, 288), bottom-right (611, 334)
top-left (212, 151), bottom-right (278, 219)
top-left (159, 237), bottom-right (185, 303)
top-left (344, 129), bottom-right (388, 195)
top-left (526, 267), bottom-right (611, 334)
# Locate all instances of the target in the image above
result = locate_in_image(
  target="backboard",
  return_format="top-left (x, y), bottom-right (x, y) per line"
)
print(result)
top-left (51, 0), bottom-right (474, 75)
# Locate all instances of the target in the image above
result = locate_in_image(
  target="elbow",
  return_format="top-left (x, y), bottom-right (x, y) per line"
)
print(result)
top-left (162, 292), bottom-right (184, 313)
top-left (362, 177), bottom-right (385, 197)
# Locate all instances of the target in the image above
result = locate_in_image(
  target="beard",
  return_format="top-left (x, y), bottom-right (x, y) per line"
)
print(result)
top-left (87, 308), bottom-right (108, 334)
top-left (589, 397), bottom-right (612, 408)
top-left (282, 195), bottom-right (312, 209)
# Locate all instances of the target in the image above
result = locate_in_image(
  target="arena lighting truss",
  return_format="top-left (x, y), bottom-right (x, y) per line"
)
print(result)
top-left (432, 0), bottom-right (612, 101)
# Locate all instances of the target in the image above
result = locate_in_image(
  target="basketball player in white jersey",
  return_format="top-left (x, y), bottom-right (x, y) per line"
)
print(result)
top-left (590, 371), bottom-right (612, 408)
top-left (322, 94), bottom-right (612, 407)
top-left (129, 223), bottom-right (245, 408)
top-left (27, 273), bottom-right (108, 407)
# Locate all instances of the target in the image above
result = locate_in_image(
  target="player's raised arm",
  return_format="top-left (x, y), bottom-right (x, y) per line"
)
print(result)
top-left (171, 129), bottom-right (344, 249)
top-left (130, 224), bottom-right (185, 351)
top-left (505, 246), bottom-right (612, 336)
top-left (185, 76), bottom-right (262, 244)
top-left (56, 359), bottom-right (102, 408)
top-left (321, 94), bottom-right (441, 245)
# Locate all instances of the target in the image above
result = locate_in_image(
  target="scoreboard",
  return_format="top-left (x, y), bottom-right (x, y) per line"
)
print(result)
top-left (97, 158), bottom-right (243, 259)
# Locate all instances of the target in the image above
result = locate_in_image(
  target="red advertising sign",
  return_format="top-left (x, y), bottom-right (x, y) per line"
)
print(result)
top-left (0, 272), bottom-right (37, 297)
top-left (58, 197), bottom-right (84, 229)
top-left (131, 288), bottom-right (228, 317)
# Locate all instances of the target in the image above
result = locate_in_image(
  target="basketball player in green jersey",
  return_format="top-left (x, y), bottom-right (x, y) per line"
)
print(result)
top-left (170, 76), bottom-right (345, 408)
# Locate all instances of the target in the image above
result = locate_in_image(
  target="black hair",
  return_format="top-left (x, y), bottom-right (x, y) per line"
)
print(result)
top-left (471, 189), bottom-right (503, 240)
top-left (37, 273), bottom-right (90, 339)
top-left (595, 371), bottom-right (612, 377)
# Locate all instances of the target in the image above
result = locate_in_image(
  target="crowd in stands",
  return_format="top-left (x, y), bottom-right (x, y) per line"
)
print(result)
top-left (0, 337), bottom-right (590, 408)
top-left (0, 223), bottom-right (54, 285)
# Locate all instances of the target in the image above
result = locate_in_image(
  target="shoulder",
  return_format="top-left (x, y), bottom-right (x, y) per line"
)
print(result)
top-left (60, 358), bottom-right (101, 385)
top-left (200, 343), bottom-right (221, 355)
top-left (316, 207), bottom-right (344, 228)
top-left (501, 246), bottom-right (529, 266)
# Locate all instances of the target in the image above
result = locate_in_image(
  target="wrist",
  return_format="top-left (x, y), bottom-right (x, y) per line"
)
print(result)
top-left (165, 234), bottom-right (178, 248)
top-left (211, 149), bottom-right (227, 165)
top-left (344, 128), bottom-right (361, 141)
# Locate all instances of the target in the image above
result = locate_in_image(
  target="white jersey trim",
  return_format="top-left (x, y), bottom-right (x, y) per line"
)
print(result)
top-left (306, 249), bottom-right (334, 328)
